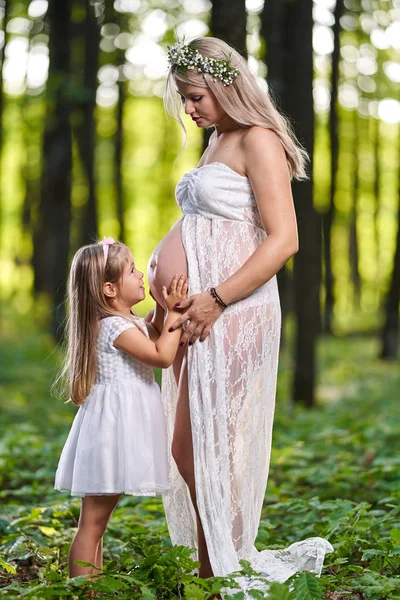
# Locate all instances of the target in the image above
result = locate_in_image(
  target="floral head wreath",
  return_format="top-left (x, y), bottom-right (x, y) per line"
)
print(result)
top-left (167, 41), bottom-right (240, 87)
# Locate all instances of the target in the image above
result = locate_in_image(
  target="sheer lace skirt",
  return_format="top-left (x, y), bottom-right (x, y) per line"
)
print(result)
top-left (162, 215), bottom-right (333, 587)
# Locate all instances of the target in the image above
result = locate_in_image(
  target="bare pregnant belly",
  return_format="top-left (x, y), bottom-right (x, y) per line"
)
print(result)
top-left (147, 219), bottom-right (188, 306)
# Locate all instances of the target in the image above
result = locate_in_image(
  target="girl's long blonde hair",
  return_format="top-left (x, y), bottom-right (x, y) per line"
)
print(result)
top-left (164, 37), bottom-right (308, 180)
top-left (59, 241), bottom-right (136, 406)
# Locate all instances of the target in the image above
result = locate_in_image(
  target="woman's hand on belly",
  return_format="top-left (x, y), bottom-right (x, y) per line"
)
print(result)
top-left (169, 291), bottom-right (224, 346)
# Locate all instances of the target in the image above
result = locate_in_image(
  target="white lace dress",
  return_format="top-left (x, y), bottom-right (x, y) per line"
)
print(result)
top-left (55, 316), bottom-right (169, 497)
top-left (161, 162), bottom-right (333, 589)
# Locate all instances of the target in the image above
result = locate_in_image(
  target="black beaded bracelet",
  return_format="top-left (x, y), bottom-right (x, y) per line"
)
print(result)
top-left (209, 286), bottom-right (228, 309)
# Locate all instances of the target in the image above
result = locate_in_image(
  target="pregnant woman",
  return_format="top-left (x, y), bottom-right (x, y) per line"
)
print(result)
top-left (147, 38), bottom-right (333, 589)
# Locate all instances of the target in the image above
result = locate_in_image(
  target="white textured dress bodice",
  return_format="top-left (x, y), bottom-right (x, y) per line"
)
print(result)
top-left (176, 162), bottom-right (263, 228)
top-left (95, 317), bottom-right (154, 386)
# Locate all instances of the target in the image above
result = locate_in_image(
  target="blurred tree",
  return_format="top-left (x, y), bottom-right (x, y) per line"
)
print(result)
top-left (323, 0), bottom-right (344, 334)
top-left (349, 110), bottom-right (361, 309)
top-left (0, 0), bottom-right (8, 147)
top-left (21, 25), bottom-right (42, 238)
top-left (205, 0), bottom-right (247, 149)
top-left (32, 0), bottom-right (72, 337)
top-left (115, 64), bottom-right (125, 242)
top-left (380, 126), bottom-right (400, 359)
top-left (0, 0), bottom-right (398, 348)
top-left (74, 0), bottom-right (100, 246)
top-left (284, 0), bottom-right (320, 406)
top-left (261, 0), bottom-right (284, 99)
top-left (21, 102), bottom-right (41, 236)
top-left (100, 2), bottom-right (130, 242)
top-left (211, 0), bottom-right (247, 55)
top-left (114, 10), bottom-right (128, 243)
top-left (261, 0), bottom-right (291, 344)
top-left (0, 0), bottom-right (9, 249)
top-left (262, 0), bottom-right (320, 401)
top-left (372, 116), bottom-right (381, 288)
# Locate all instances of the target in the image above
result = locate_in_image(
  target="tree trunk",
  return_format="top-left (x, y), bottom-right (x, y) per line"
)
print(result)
top-left (261, 0), bottom-right (285, 99)
top-left (349, 110), bottom-right (361, 309)
top-left (204, 0), bottom-right (247, 149)
top-left (261, 0), bottom-right (291, 345)
top-left (0, 0), bottom-right (8, 156)
top-left (115, 79), bottom-right (125, 242)
top-left (0, 0), bottom-right (9, 261)
top-left (114, 9), bottom-right (127, 243)
top-left (323, 0), bottom-right (344, 334)
top-left (21, 102), bottom-right (41, 235)
top-left (33, 0), bottom-right (73, 337)
top-left (283, 0), bottom-right (320, 406)
top-left (210, 0), bottom-right (247, 55)
top-left (372, 117), bottom-right (381, 289)
top-left (380, 126), bottom-right (400, 359)
top-left (21, 111), bottom-right (40, 235)
top-left (21, 17), bottom-right (42, 237)
top-left (75, 0), bottom-right (100, 246)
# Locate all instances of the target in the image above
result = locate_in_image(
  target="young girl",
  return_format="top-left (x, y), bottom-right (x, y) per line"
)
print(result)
top-left (54, 237), bottom-right (188, 578)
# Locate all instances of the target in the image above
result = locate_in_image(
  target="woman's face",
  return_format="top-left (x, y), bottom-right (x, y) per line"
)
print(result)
top-left (176, 79), bottom-right (226, 129)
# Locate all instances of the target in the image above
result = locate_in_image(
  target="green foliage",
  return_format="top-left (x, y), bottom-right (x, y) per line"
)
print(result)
top-left (0, 558), bottom-right (16, 575)
top-left (266, 582), bottom-right (294, 600)
top-left (291, 572), bottom-right (323, 600)
top-left (0, 330), bottom-right (400, 597)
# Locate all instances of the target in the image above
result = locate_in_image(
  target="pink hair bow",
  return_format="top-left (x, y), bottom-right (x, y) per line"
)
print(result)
top-left (101, 236), bottom-right (115, 265)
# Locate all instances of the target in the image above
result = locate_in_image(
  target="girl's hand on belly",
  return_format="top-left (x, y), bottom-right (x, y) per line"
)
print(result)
top-left (169, 291), bottom-right (224, 346)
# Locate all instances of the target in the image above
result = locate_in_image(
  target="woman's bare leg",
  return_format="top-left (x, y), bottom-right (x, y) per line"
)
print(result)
top-left (69, 494), bottom-right (121, 577)
top-left (172, 354), bottom-right (213, 578)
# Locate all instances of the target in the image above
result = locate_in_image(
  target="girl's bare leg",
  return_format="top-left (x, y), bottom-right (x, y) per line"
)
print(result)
top-left (172, 354), bottom-right (214, 578)
top-left (93, 537), bottom-right (103, 571)
top-left (69, 494), bottom-right (121, 577)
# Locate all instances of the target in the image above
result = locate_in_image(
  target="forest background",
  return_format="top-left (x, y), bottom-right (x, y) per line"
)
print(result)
top-left (0, 0), bottom-right (399, 598)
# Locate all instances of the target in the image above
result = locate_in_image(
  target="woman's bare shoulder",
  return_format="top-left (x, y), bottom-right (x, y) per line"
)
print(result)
top-left (242, 125), bottom-right (286, 170)
top-left (241, 127), bottom-right (288, 176)
top-left (242, 126), bottom-right (283, 154)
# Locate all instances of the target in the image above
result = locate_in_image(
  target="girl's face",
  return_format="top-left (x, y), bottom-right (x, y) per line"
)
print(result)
top-left (117, 254), bottom-right (145, 308)
top-left (176, 79), bottom-right (226, 129)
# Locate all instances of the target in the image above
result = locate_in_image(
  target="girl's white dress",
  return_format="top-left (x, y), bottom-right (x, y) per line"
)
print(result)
top-left (55, 316), bottom-right (169, 497)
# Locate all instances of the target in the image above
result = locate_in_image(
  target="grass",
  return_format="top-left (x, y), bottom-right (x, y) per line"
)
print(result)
top-left (0, 317), bottom-right (399, 598)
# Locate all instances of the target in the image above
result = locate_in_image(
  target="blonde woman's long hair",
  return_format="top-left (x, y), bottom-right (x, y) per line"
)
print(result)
top-left (164, 37), bottom-right (308, 180)
top-left (59, 241), bottom-right (137, 406)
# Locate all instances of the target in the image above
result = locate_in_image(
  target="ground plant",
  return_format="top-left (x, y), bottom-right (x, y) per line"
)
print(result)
top-left (0, 319), bottom-right (399, 599)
